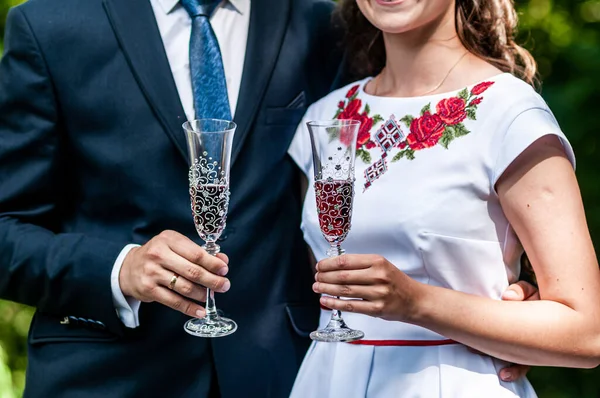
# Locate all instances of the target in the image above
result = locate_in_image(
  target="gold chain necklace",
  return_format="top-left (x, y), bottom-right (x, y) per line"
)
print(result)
top-left (373, 51), bottom-right (469, 97)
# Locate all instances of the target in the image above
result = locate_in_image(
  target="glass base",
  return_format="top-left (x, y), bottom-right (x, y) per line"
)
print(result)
top-left (184, 316), bottom-right (237, 338)
top-left (310, 318), bottom-right (364, 343)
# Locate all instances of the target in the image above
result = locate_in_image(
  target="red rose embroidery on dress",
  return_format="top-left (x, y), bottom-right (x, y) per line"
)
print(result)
top-left (346, 85), bottom-right (359, 99)
top-left (361, 80), bottom-right (496, 191)
top-left (406, 112), bottom-right (445, 150)
top-left (356, 113), bottom-right (374, 145)
top-left (333, 84), bottom-right (385, 162)
top-left (339, 98), bottom-right (362, 119)
top-left (471, 81), bottom-right (494, 96)
top-left (469, 97), bottom-right (483, 106)
top-left (436, 97), bottom-right (467, 125)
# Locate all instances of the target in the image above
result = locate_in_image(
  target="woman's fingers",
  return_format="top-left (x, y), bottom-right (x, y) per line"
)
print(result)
top-left (314, 282), bottom-right (389, 301)
top-left (319, 296), bottom-right (381, 317)
top-left (317, 254), bottom-right (383, 272)
top-left (315, 268), bottom-right (377, 285)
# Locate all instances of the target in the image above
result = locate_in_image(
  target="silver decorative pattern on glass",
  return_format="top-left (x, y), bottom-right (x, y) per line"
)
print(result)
top-left (189, 157), bottom-right (230, 243)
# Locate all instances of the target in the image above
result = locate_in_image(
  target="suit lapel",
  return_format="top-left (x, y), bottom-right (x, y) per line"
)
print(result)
top-left (231, 0), bottom-right (291, 165)
top-left (103, 0), bottom-right (189, 163)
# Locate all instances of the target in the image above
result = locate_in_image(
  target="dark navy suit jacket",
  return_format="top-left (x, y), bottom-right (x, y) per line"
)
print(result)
top-left (0, 0), bottom-right (342, 396)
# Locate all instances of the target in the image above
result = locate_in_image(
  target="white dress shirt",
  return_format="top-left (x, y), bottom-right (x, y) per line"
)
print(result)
top-left (110, 0), bottom-right (250, 328)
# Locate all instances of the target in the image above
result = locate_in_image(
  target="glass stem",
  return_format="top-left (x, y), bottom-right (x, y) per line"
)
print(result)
top-left (203, 241), bottom-right (221, 322)
top-left (328, 243), bottom-right (345, 322)
top-left (204, 288), bottom-right (217, 322)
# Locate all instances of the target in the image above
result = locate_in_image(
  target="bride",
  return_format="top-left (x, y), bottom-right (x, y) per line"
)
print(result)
top-left (287, 0), bottom-right (600, 396)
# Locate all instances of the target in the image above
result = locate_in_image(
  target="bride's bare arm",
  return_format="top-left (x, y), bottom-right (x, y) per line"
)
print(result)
top-left (314, 135), bottom-right (600, 368)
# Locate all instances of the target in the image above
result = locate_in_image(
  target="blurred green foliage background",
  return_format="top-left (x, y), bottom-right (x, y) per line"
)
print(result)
top-left (1, 0), bottom-right (599, 396)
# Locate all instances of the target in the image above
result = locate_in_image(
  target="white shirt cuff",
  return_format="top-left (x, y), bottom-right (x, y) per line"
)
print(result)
top-left (111, 244), bottom-right (142, 328)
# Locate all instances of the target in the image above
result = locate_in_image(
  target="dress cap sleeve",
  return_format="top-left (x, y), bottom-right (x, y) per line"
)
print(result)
top-left (492, 107), bottom-right (575, 189)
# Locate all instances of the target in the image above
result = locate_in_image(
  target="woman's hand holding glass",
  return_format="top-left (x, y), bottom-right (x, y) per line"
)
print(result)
top-left (313, 254), bottom-right (421, 322)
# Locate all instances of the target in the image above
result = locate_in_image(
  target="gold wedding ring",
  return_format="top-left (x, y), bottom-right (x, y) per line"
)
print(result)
top-left (168, 274), bottom-right (179, 290)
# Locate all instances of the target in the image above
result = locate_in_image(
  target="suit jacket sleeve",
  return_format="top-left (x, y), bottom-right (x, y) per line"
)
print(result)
top-left (0, 7), bottom-right (126, 335)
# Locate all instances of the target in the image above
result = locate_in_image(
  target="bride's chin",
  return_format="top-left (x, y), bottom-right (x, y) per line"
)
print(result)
top-left (358, 0), bottom-right (421, 34)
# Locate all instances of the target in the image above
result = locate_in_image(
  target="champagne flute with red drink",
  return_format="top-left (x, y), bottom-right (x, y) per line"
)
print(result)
top-left (307, 120), bottom-right (365, 343)
top-left (182, 119), bottom-right (237, 338)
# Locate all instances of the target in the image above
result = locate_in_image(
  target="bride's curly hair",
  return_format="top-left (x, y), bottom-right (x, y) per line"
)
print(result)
top-left (336, 0), bottom-right (537, 85)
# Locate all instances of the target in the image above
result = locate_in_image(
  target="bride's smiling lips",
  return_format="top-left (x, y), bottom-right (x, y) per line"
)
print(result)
top-left (374, 0), bottom-right (408, 6)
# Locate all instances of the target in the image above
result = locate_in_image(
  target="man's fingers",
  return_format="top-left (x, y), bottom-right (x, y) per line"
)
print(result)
top-left (160, 251), bottom-right (231, 293)
top-left (317, 254), bottom-right (379, 273)
top-left (499, 364), bottom-right (531, 382)
top-left (161, 231), bottom-right (229, 276)
top-left (158, 268), bottom-right (207, 302)
top-left (216, 252), bottom-right (229, 265)
top-left (502, 280), bottom-right (538, 301)
top-left (154, 286), bottom-right (206, 319)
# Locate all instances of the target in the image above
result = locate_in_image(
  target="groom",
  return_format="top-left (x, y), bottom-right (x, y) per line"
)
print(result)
top-left (0, 0), bottom-right (342, 396)
top-left (0, 0), bottom-right (533, 396)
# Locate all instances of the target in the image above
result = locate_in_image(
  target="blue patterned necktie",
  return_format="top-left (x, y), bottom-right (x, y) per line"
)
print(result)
top-left (180, 0), bottom-right (232, 121)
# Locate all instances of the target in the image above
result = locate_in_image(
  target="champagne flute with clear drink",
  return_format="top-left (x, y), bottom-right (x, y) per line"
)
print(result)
top-left (306, 119), bottom-right (365, 343)
top-left (182, 118), bottom-right (237, 338)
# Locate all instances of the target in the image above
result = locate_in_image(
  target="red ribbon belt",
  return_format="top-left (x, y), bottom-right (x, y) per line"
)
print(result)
top-left (348, 339), bottom-right (458, 346)
top-left (320, 303), bottom-right (459, 347)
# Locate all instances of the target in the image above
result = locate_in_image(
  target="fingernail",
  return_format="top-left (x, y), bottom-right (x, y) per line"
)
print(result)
top-left (314, 272), bottom-right (319, 281)
top-left (313, 282), bottom-right (319, 292)
top-left (501, 371), bottom-right (512, 381)
top-left (218, 267), bottom-right (228, 276)
top-left (222, 280), bottom-right (231, 292)
top-left (503, 290), bottom-right (518, 299)
top-left (196, 309), bottom-right (206, 318)
top-left (315, 263), bottom-right (320, 272)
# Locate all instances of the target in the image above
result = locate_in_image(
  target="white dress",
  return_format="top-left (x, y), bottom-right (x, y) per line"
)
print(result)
top-left (287, 73), bottom-right (575, 398)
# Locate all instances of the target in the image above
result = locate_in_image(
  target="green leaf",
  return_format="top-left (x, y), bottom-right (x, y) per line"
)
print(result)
top-left (350, 92), bottom-right (359, 101)
top-left (333, 109), bottom-right (342, 119)
top-left (439, 130), bottom-right (453, 149)
top-left (454, 123), bottom-right (471, 137)
top-left (364, 103), bottom-right (371, 115)
top-left (405, 149), bottom-right (416, 160)
top-left (421, 103), bottom-right (431, 115)
top-left (373, 114), bottom-right (384, 125)
top-left (445, 125), bottom-right (457, 138)
top-left (392, 150), bottom-right (406, 162)
top-left (357, 148), bottom-right (371, 164)
top-left (400, 115), bottom-right (414, 129)
top-left (466, 108), bottom-right (477, 120)
top-left (458, 88), bottom-right (469, 100)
